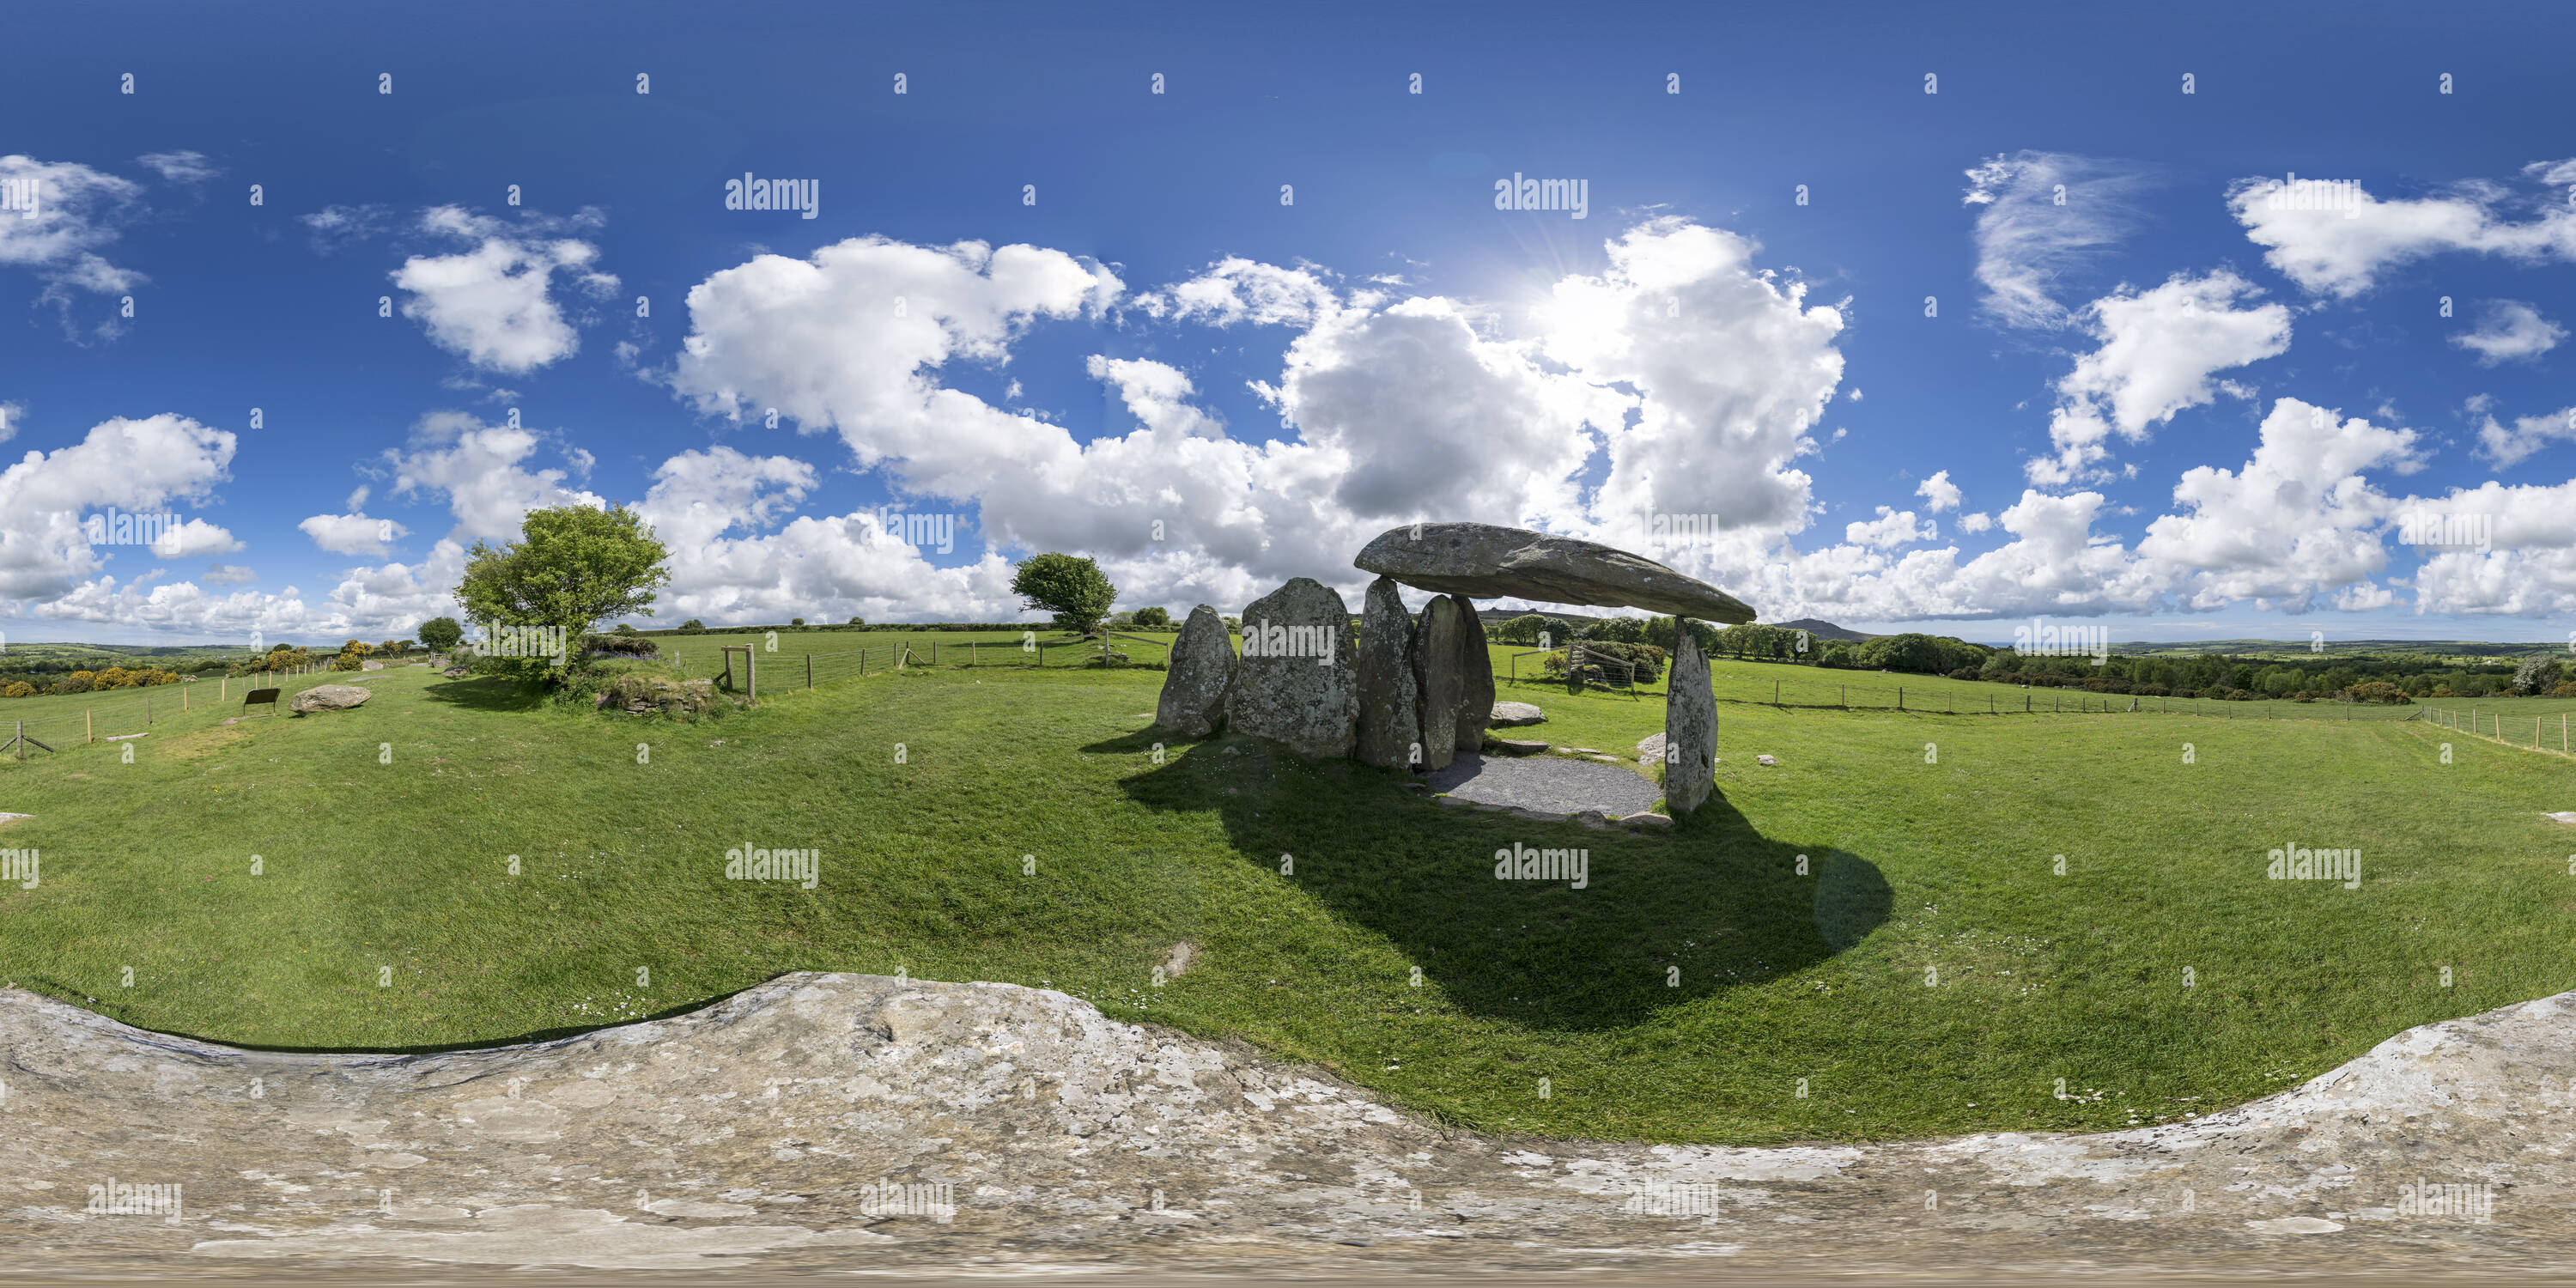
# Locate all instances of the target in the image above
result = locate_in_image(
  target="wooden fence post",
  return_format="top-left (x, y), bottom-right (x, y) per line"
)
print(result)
top-left (1898, 687), bottom-right (1904, 711)
top-left (807, 654), bottom-right (814, 690)
top-left (86, 710), bottom-right (92, 744)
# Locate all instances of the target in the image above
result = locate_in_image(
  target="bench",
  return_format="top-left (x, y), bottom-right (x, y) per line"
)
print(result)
top-left (242, 687), bottom-right (282, 717)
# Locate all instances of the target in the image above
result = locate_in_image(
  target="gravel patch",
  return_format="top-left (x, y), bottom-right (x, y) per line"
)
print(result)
top-left (1425, 751), bottom-right (1661, 817)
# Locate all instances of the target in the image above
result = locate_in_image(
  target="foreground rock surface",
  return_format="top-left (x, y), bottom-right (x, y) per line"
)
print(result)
top-left (1224, 578), bottom-right (1358, 759)
top-left (7, 974), bottom-right (2576, 1276)
top-left (1155, 604), bottom-right (1236, 739)
top-left (1356, 521), bottom-right (1757, 623)
top-left (287, 683), bottom-right (372, 714)
top-left (1351, 578), bottom-right (1421, 769)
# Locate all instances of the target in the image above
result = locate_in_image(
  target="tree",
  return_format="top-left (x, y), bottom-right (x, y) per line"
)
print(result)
top-left (847, 616), bottom-right (865, 626)
top-left (418, 617), bottom-right (465, 651)
top-left (2512, 655), bottom-right (2565, 696)
top-left (1011, 552), bottom-right (1117, 636)
top-left (456, 504), bottom-right (672, 678)
top-left (791, 617), bottom-right (806, 627)
top-left (679, 618), bottom-right (707, 634)
top-left (1133, 605), bottom-right (1171, 629)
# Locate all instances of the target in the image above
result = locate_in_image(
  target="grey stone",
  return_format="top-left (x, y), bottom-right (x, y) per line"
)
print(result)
top-left (1155, 605), bottom-right (1236, 739)
top-left (288, 683), bottom-right (372, 714)
top-left (1623, 811), bottom-right (1674, 829)
top-left (1224, 579), bottom-right (1358, 760)
top-left (1489, 701), bottom-right (1545, 726)
top-left (1635, 731), bottom-right (1665, 762)
top-left (1663, 627), bottom-right (1716, 814)
top-left (361, 659), bottom-right (385, 671)
top-left (1757, 754), bottom-right (1779, 766)
top-left (1355, 522), bottom-right (1757, 623)
top-left (442, 665), bottom-right (472, 678)
top-left (1352, 578), bottom-right (1422, 770)
top-left (1481, 737), bottom-right (1547, 756)
top-left (1452, 597), bottom-right (1494, 751)
top-left (1410, 596), bottom-right (1470, 771)
top-left (3, 973), bottom-right (2573, 1273)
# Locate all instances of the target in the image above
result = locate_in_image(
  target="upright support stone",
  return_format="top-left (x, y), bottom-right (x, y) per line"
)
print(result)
top-left (1664, 623), bottom-right (1716, 814)
top-left (1452, 596), bottom-right (1494, 753)
top-left (1155, 605), bottom-right (1236, 738)
top-left (1352, 578), bottom-right (1423, 770)
top-left (1412, 596), bottom-right (1470, 771)
top-left (1225, 579), bottom-right (1359, 760)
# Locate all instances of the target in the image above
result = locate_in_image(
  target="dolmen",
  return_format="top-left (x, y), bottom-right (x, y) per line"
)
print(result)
top-left (1151, 522), bottom-right (1759, 815)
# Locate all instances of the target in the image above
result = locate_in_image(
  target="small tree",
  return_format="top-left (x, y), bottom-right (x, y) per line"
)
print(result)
top-left (418, 617), bottom-right (465, 652)
top-left (791, 617), bottom-right (806, 627)
top-left (848, 616), bottom-right (865, 626)
top-left (1011, 552), bottom-right (1117, 636)
top-left (456, 504), bottom-right (671, 683)
top-left (1133, 605), bottom-right (1171, 629)
top-left (679, 618), bottom-right (707, 634)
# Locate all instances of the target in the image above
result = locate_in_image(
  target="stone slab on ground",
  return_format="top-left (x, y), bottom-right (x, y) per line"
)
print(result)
top-left (6, 975), bottom-right (2576, 1276)
top-left (1489, 701), bottom-right (1545, 726)
top-left (1427, 750), bottom-right (1662, 817)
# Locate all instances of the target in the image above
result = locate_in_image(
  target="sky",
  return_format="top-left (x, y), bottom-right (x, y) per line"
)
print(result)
top-left (3, 0), bottom-right (2573, 647)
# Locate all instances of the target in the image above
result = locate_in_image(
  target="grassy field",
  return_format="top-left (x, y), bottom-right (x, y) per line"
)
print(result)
top-left (3, 655), bottom-right (2573, 1147)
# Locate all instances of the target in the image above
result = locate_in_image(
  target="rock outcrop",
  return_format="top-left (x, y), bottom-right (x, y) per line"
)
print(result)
top-left (288, 683), bottom-right (373, 714)
top-left (8, 974), bottom-right (2576, 1276)
top-left (1355, 522), bottom-right (1756, 623)
top-left (1352, 578), bottom-right (1422, 769)
top-left (1224, 579), bottom-right (1358, 760)
top-left (1155, 605), bottom-right (1236, 738)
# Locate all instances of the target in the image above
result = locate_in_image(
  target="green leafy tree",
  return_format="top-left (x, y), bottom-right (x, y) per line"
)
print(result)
top-left (791, 617), bottom-right (805, 627)
top-left (455, 504), bottom-right (672, 683)
top-left (1133, 605), bottom-right (1171, 629)
top-left (1011, 552), bottom-right (1117, 636)
top-left (2511, 655), bottom-right (2565, 696)
top-left (417, 617), bottom-right (465, 652)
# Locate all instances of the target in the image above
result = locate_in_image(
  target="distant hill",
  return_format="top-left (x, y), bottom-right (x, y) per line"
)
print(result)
top-left (2110, 639), bottom-right (2553, 660)
top-left (1772, 618), bottom-right (1877, 643)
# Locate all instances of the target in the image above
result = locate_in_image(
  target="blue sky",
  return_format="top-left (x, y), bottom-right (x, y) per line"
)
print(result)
top-left (3, 0), bottom-right (2572, 646)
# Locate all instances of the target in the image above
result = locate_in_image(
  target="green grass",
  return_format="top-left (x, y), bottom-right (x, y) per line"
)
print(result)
top-left (2, 660), bottom-right (2573, 1146)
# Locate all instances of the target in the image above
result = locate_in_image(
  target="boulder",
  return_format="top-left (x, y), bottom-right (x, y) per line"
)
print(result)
top-left (1352, 578), bottom-right (1423, 770)
top-left (1155, 605), bottom-right (1237, 739)
top-left (1224, 579), bottom-right (1358, 760)
top-left (1411, 597), bottom-right (1472, 771)
top-left (1663, 627), bottom-right (1716, 814)
top-left (1355, 522), bottom-right (1756, 623)
top-left (1451, 598), bottom-right (1494, 752)
top-left (1489, 701), bottom-right (1545, 726)
top-left (441, 665), bottom-right (472, 678)
top-left (1635, 732), bottom-right (1665, 762)
top-left (288, 684), bottom-right (372, 714)
top-left (361, 659), bottom-right (385, 671)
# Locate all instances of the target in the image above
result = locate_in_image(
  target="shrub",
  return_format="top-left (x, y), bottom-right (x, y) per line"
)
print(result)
top-left (1542, 641), bottom-right (1666, 684)
top-left (2512, 655), bottom-right (2566, 696)
top-left (614, 623), bottom-right (637, 635)
top-left (331, 653), bottom-right (366, 671)
top-left (1133, 606), bottom-right (1171, 629)
top-left (791, 617), bottom-right (805, 627)
top-left (847, 616), bottom-right (864, 626)
top-left (2346, 681), bottom-right (2411, 704)
top-left (677, 619), bottom-right (707, 635)
top-left (2, 682), bottom-right (30, 698)
top-left (583, 635), bottom-right (660, 659)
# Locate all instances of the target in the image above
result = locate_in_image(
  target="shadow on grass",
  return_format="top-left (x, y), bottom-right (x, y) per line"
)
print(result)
top-left (1093, 729), bottom-right (1889, 1033)
top-left (419, 677), bottom-right (550, 714)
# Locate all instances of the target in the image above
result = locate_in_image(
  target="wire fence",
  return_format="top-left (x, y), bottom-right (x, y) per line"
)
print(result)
top-left (668, 633), bottom-right (1176, 696)
top-left (2421, 706), bottom-right (2576, 758)
top-left (0, 661), bottom-right (416, 761)
top-left (1502, 666), bottom-right (2447, 723)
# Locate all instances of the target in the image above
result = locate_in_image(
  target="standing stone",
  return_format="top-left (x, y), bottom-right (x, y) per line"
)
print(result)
top-left (1155, 605), bottom-right (1236, 738)
top-left (1352, 578), bottom-right (1422, 770)
top-left (1225, 579), bottom-right (1359, 760)
top-left (1664, 624), bottom-right (1716, 813)
top-left (1412, 596), bottom-right (1470, 771)
top-left (1452, 598), bottom-right (1494, 753)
